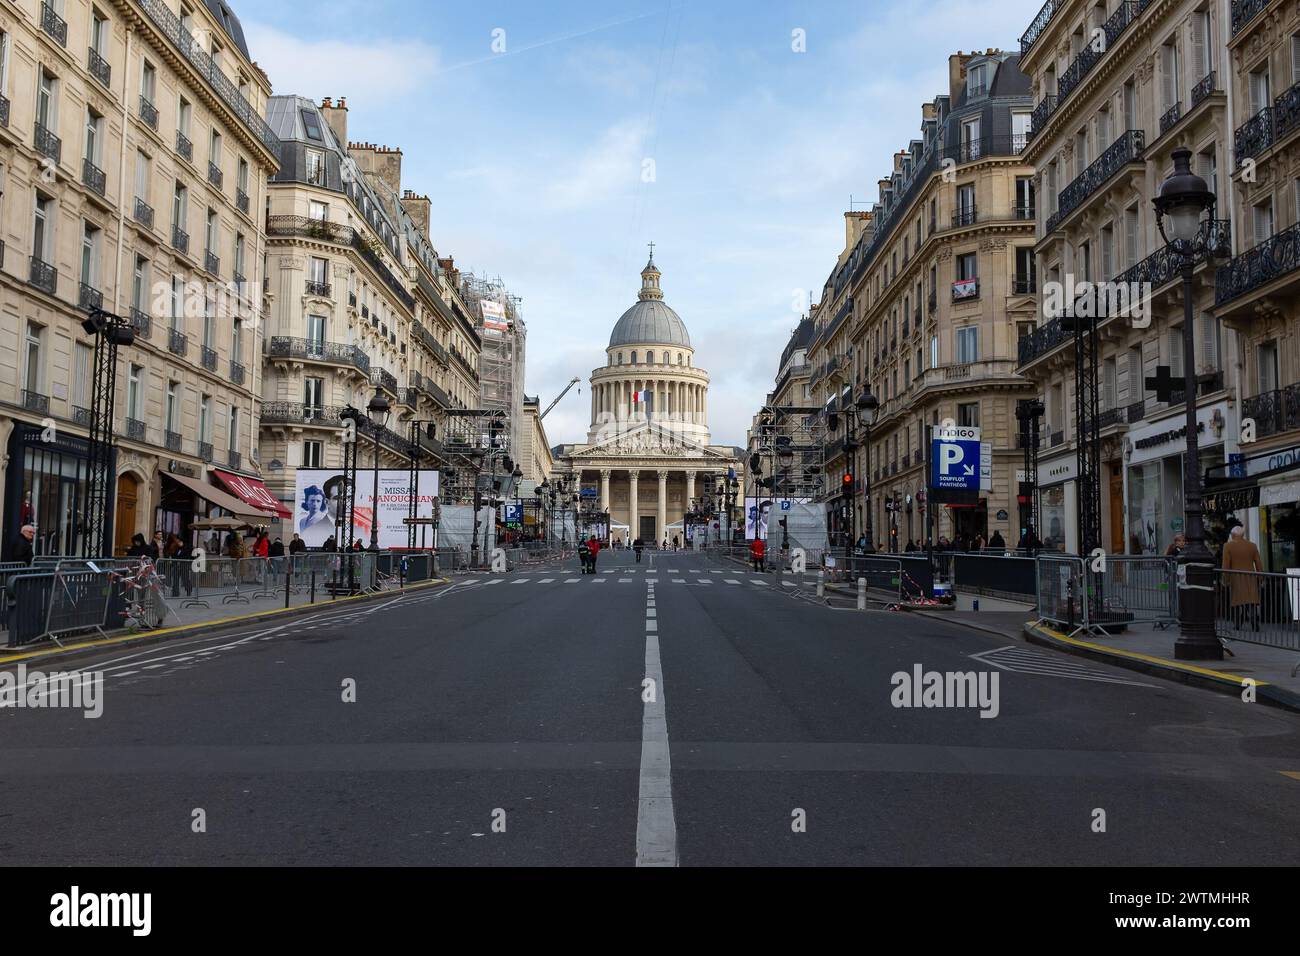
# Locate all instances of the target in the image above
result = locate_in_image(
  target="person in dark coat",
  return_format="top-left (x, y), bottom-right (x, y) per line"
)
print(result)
top-left (13, 524), bottom-right (36, 565)
top-left (988, 530), bottom-right (1006, 551)
top-left (126, 533), bottom-right (150, 558)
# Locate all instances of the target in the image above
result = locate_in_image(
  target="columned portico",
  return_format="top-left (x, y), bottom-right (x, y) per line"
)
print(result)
top-left (628, 470), bottom-right (639, 539)
top-left (657, 470), bottom-right (669, 545)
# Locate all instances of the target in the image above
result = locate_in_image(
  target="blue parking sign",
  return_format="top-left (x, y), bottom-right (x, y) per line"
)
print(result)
top-left (931, 428), bottom-right (981, 492)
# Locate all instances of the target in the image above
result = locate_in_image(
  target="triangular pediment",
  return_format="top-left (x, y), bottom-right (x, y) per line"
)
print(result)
top-left (572, 422), bottom-right (730, 460)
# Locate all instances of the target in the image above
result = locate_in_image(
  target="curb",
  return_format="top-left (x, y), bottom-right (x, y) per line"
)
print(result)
top-left (0, 576), bottom-right (453, 670)
top-left (1022, 621), bottom-right (1300, 714)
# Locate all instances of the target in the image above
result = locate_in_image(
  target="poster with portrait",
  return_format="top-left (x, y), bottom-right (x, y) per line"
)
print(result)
top-left (295, 469), bottom-right (439, 549)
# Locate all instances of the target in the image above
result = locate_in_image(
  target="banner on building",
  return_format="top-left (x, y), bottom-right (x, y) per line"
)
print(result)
top-left (480, 299), bottom-right (509, 336)
top-left (294, 469), bottom-right (440, 549)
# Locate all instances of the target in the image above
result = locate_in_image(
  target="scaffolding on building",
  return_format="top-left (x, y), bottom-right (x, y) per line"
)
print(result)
top-left (461, 272), bottom-right (527, 457)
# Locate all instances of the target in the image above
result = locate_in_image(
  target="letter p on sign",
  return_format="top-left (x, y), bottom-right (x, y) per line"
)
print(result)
top-left (940, 444), bottom-right (962, 474)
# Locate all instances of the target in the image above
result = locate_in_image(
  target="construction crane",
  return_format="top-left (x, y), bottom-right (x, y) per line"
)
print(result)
top-left (541, 377), bottom-right (580, 420)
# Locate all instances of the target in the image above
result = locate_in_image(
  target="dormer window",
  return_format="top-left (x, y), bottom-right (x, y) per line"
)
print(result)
top-left (968, 62), bottom-right (988, 98)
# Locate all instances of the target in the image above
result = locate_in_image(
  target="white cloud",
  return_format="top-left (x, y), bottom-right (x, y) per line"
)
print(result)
top-left (542, 118), bottom-right (649, 211)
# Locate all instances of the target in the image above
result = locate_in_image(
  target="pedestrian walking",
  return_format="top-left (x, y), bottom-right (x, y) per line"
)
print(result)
top-left (750, 535), bottom-right (766, 572)
top-left (587, 535), bottom-right (601, 574)
top-left (633, 537), bottom-right (644, 562)
top-left (1222, 525), bottom-right (1263, 631)
top-left (672, 535), bottom-right (680, 551)
top-left (988, 530), bottom-right (1006, 551)
top-left (12, 523), bottom-right (36, 565)
top-left (577, 538), bottom-right (591, 574)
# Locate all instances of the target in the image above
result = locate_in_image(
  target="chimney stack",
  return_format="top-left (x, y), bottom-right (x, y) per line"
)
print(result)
top-left (320, 95), bottom-right (348, 145)
top-left (401, 190), bottom-right (432, 242)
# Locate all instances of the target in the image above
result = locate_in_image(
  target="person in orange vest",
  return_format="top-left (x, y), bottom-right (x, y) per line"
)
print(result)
top-left (750, 535), bottom-right (766, 572)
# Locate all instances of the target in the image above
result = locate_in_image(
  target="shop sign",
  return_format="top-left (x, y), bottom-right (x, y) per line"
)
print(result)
top-left (1205, 487), bottom-right (1260, 513)
top-left (167, 460), bottom-right (197, 478)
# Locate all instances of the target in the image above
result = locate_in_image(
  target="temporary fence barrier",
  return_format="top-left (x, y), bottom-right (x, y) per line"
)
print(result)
top-left (1035, 555), bottom-right (1088, 633)
top-left (1215, 568), bottom-right (1300, 664)
top-left (952, 553), bottom-right (1038, 600)
top-left (1100, 556), bottom-right (1178, 628)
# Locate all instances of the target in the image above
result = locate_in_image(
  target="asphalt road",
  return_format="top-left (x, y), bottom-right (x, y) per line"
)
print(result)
top-left (1, 547), bottom-right (1298, 866)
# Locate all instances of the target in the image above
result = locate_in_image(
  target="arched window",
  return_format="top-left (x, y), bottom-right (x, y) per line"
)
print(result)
top-left (677, 352), bottom-right (683, 365)
top-left (663, 351), bottom-right (670, 365)
top-left (631, 350), bottom-right (638, 364)
top-left (617, 352), bottom-right (623, 365)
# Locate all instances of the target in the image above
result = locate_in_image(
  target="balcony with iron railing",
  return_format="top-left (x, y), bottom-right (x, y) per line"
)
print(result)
top-left (1236, 76), bottom-right (1300, 166)
top-left (1217, 219), bottom-right (1300, 308)
top-left (29, 257), bottom-right (57, 295)
top-left (175, 130), bottom-right (192, 161)
top-left (22, 389), bottom-right (49, 414)
top-left (305, 279), bottom-right (331, 298)
top-left (40, 2), bottom-right (67, 46)
top-left (1242, 382), bottom-right (1300, 439)
top-left (1191, 71), bottom-right (1218, 109)
top-left (0, 94), bottom-right (9, 128)
top-left (134, 198), bottom-right (154, 229)
top-left (1019, 0), bottom-right (1059, 55)
top-left (1231, 0), bottom-right (1271, 36)
top-left (168, 327), bottom-right (188, 356)
top-left (82, 157), bottom-right (106, 196)
top-left (952, 204), bottom-right (978, 228)
top-left (72, 405), bottom-right (92, 427)
top-left (230, 360), bottom-right (246, 386)
top-left (227, 449), bottom-right (241, 471)
top-left (1159, 102), bottom-right (1182, 135)
top-left (87, 46), bottom-right (111, 87)
top-left (139, 95), bottom-right (158, 130)
top-left (204, 250), bottom-right (220, 275)
top-left (200, 345), bottom-right (218, 371)
top-left (208, 162), bottom-right (223, 189)
top-left (1012, 273), bottom-right (1037, 295)
top-left (165, 430), bottom-right (182, 452)
top-left (136, 0), bottom-right (281, 154)
top-left (370, 367), bottom-right (398, 394)
top-left (172, 225), bottom-right (189, 254)
top-left (236, 188), bottom-right (250, 215)
top-left (261, 402), bottom-right (343, 427)
top-left (265, 337), bottom-right (371, 376)
top-left (198, 440), bottom-right (213, 463)
top-left (34, 122), bottom-right (61, 163)
top-left (125, 418), bottom-right (146, 441)
top-left (78, 282), bottom-right (102, 312)
top-left (1046, 130), bottom-right (1144, 233)
top-left (130, 308), bottom-right (152, 339)
top-left (1017, 316), bottom-right (1068, 366)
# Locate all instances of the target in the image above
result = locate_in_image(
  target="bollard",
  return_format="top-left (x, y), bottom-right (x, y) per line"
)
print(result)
top-left (858, 577), bottom-right (867, 610)
top-left (817, 570), bottom-right (825, 598)
top-left (311, 571), bottom-right (317, 604)
top-left (285, 562), bottom-right (292, 608)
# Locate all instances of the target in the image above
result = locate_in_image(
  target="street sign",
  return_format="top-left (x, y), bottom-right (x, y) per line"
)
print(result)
top-left (402, 517), bottom-right (437, 525)
top-left (931, 426), bottom-right (981, 492)
top-left (979, 441), bottom-right (992, 491)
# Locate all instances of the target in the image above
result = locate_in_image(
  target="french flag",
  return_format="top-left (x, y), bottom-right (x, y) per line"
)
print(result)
top-left (632, 390), bottom-right (653, 418)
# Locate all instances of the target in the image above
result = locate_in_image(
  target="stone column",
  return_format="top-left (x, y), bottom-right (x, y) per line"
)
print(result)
top-left (628, 470), bottom-right (639, 539)
top-left (657, 470), bottom-right (668, 546)
top-left (600, 468), bottom-right (611, 512)
top-left (685, 470), bottom-right (696, 509)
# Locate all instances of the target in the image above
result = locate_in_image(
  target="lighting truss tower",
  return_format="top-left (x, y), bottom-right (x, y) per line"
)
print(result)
top-left (1016, 398), bottom-right (1044, 541)
top-left (336, 407), bottom-right (361, 589)
top-left (1070, 314), bottom-right (1102, 557)
top-left (81, 308), bottom-right (135, 558)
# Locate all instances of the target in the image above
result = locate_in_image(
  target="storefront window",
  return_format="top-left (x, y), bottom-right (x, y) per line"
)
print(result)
top-left (9, 427), bottom-right (92, 558)
top-left (1042, 486), bottom-right (1067, 551)
top-left (1128, 461), bottom-right (1162, 554)
top-left (1263, 504), bottom-right (1299, 571)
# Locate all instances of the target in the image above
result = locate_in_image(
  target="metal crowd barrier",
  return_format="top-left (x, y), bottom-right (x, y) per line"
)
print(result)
top-left (1035, 554), bottom-right (1087, 633)
top-left (1101, 556), bottom-right (1178, 628)
top-left (1215, 568), bottom-right (1300, 657)
top-left (952, 553), bottom-right (1037, 600)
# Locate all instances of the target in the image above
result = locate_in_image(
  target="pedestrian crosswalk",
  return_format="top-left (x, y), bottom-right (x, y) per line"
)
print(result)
top-left (481, 574), bottom-right (779, 587)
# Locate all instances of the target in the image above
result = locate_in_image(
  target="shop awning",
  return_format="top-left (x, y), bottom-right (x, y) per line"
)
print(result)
top-left (162, 471), bottom-right (264, 520)
top-left (212, 469), bottom-right (293, 519)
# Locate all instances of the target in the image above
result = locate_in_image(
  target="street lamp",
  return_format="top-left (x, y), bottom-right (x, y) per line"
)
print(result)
top-left (366, 390), bottom-right (391, 552)
top-left (1152, 146), bottom-right (1225, 661)
top-left (854, 386), bottom-right (880, 553)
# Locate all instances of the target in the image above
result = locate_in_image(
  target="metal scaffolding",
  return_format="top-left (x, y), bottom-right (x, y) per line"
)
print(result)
top-left (461, 272), bottom-right (527, 455)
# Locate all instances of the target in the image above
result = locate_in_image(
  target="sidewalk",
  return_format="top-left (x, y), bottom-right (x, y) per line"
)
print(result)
top-left (0, 574), bottom-right (451, 669)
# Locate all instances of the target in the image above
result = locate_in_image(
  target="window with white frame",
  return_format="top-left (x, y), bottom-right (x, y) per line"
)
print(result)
top-left (955, 326), bottom-right (979, 364)
top-left (32, 192), bottom-right (53, 262)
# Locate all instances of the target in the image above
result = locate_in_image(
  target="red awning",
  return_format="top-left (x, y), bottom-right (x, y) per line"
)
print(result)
top-left (212, 469), bottom-right (292, 518)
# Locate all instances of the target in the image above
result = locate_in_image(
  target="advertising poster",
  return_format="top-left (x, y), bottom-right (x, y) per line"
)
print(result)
top-left (295, 469), bottom-right (439, 549)
top-left (480, 299), bottom-right (509, 336)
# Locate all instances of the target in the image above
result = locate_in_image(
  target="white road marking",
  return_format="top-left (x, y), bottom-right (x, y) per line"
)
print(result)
top-left (592, 578), bottom-right (607, 583)
top-left (636, 630), bottom-right (676, 867)
top-left (619, 578), bottom-right (633, 583)
top-left (696, 579), bottom-right (713, 585)
top-left (645, 619), bottom-right (658, 631)
top-left (538, 578), bottom-right (555, 584)
top-left (484, 579), bottom-right (503, 585)
top-left (751, 579), bottom-right (769, 585)
top-left (673, 578), bottom-right (686, 583)
top-left (725, 579), bottom-right (740, 585)
top-left (565, 578), bottom-right (580, 583)
top-left (511, 579), bottom-right (530, 585)
top-left (781, 581), bottom-right (796, 587)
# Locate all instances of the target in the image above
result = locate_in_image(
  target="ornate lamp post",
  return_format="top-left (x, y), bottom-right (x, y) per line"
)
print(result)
top-left (852, 386), bottom-right (880, 554)
top-left (365, 390), bottom-right (391, 551)
top-left (1152, 146), bottom-right (1227, 661)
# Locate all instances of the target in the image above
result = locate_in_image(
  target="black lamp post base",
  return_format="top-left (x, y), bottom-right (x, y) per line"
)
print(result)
top-left (1173, 637), bottom-right (1225, 661)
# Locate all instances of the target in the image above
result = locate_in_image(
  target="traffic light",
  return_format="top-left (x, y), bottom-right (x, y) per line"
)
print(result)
top-left (842, 472), bottom-right (854, 492)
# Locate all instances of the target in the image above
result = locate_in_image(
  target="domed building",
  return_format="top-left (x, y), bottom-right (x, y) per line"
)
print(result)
top-left (555, 252), bottom-right (741, 545)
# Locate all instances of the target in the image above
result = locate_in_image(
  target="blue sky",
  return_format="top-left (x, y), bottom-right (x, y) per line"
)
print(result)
top-left (242, 0), bottom-right (1036, 448)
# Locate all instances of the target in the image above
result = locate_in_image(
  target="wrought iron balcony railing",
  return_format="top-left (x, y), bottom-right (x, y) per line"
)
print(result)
top-left (1019, 0), bottom-right (1059, 55)
top-left (87, 47), bottom-right (111, 87)
top-left (952, 206), bottom-right (978, 228)
top-left (260, 402), bottom-right (344, 427)
top-left (265, 336), bottom-right (371, 375)
top-left (40, 2), bottom-right (67, 46)
top-left (165, 430), bottom-right (183, 452)
top-left (22, 389), bottom-right (49, 414)
top-left (208, 162), bottom-right (223, 189)
top-left (168, 327), bottom-right (188, 356)
top-left (1242, 382), bottom-right (1300, 439)
top-left (172, 225), bottom-right (189, 254)
top-left (1046, 130), bottom-right (1144, 233)
top-left (230, 361), bottom-right (245, 386)
top-left (126, 418), bottom-right (147, 441)
top-left (72, 405), bottom-right (92, 427)
top-left (1191, 71), bottom-right (1217, 108)
top-left (236, 188), bottom-right (249, 215)
top-left (82, 157), bottom-right (106, 196)
top-left (1159, 102), bottom-right (1182, 135)
top-left (134, 198), bottom-right (154, 228)
top-left (0, 94), bottom-right (9, 128)
top-left (130, 307), bottom-right (152, 339)
top-left (1232, 0), bottom-right (1270, 36)
top-left (175, 130), bottom-right (192, 161)
top-left (1018, 316), bottom-right (1067, 366)
top-left (139, 95), bottom-right (158, 130)
top-left (1115, 219), bottom-right (1230, 291)
top-left (200, 345), bottom-right (218, 371)
top-left (370, 367), bottom-right (398, 393)
top-left (305, 279), bottom-right (331, 297)
top-left (1216, 219), bottom-right (1300, 306)
top-left (29, 257), bottom-right (57, 295)
top-left (1013, 274), bottom-right (1037, 295)
top-left (34, 122), bottom-right (61, 163)
top-left (1014, 203), bottom-right (1036, 220)
top-left (205, 250), bottom-right (220, 274)
top-left (1028, 95), bottom-right (1058, 141)
top-left (227, 450), bottom-right (241, 471)
top-left (78, 282), bottom-right (103, 312)
top-left (198, 440), bottom-right (213, 462)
